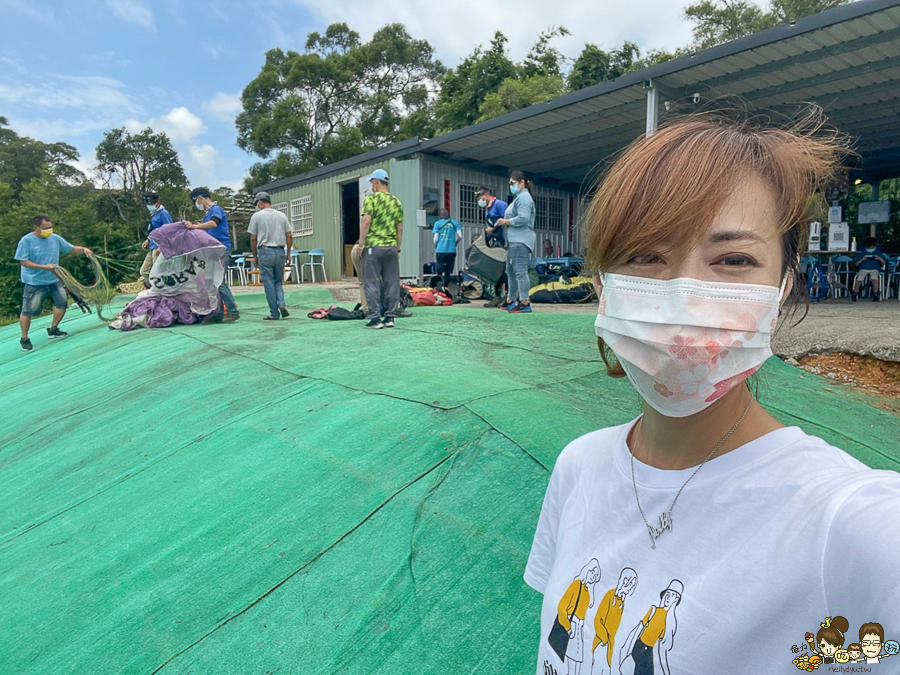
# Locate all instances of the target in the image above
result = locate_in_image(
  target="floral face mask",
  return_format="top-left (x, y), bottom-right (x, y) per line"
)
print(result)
top-left (595, 273), bottom-right (787, 417)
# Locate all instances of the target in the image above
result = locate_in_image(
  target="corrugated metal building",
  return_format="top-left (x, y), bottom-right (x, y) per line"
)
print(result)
top-left (257, 0), bottom-right (900, 282)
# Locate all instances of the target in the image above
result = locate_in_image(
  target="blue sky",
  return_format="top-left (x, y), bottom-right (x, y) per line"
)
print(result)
top-left (0, 0), bottom-right (715, 191)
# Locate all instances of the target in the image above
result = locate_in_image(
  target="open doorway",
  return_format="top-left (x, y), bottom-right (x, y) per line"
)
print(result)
top-left (341, 181), bottom-right (360, 277)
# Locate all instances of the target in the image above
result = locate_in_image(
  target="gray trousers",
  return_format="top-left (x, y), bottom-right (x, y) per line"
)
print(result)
top-left (362, 246), bottom-right (400, 320)
top-left (506, 242), bottom-right (531, 302)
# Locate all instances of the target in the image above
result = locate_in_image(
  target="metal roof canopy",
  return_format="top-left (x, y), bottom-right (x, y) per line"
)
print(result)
top-left (258, 0), bottom-right (900, 194)
top-left (419, 0), bottom-right (900, 188)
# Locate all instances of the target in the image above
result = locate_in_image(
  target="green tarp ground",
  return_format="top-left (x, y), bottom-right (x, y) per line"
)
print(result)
top-left (0, 288), bottom-right (896, 674)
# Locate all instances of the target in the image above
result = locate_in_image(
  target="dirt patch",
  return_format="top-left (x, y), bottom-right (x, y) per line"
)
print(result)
top-left (797, 353), bottom-right (900, 408)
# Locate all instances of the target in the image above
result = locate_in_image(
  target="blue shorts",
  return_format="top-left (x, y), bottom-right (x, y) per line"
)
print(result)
top-left (21, 282), bottom-right (68, 316)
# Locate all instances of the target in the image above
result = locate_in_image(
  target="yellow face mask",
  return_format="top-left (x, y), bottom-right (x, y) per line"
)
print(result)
top-left (39, 228), bottom-right (54, 238)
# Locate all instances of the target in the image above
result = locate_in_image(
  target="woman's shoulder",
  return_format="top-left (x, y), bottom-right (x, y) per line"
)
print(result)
top-left (552, 422), bottom-right (631, 476)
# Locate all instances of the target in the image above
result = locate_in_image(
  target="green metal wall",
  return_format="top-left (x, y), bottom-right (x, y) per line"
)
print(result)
top-left (268, 157), bottom-right (421, 280)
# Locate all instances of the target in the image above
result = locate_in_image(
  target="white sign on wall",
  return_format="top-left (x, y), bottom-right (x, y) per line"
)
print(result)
top-left (827, 206), bottom-right (842, 223)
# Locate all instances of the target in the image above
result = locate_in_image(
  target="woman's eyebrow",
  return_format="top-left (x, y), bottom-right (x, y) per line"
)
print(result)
top-left (706, 230), bottom-right (766, 244)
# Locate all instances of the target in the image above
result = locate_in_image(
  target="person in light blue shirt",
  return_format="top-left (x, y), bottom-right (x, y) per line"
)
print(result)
top-left (433, 208), bottom-right (462, 287)
top-left (494, 170), bottom-right (536, 313)
top-left (139, 192), bottom-right (173, 287)
top-left (14, 214), bottom-right (94, 351)
top-left (186, 187), bottom-right (239, 322)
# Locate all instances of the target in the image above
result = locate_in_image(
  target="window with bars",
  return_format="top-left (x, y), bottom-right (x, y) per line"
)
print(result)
top-left (547, 196), bottom-right (564, 232)
top-left (534, 195), bottom-right (564, 232)
top-left (534, 195), bottom-right (548, 230)
top-left (273, 202), bottom-right (289, 217)
top-left (458, 183), bottom-right (482, 225)
top-left (290, 196), bottom-right (313, 237)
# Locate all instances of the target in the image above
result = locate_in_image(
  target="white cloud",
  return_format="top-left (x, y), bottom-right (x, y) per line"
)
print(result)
top-left (105, 0), bottom-right (155, 29)
top-left (187, 143), bottom-right (219, 170)
top-left (124, 106), bottom-right (207, 142)
top-left (181, 144), bottom-right (246, 192)
top-left (0, 74), bottom-right (140, 115)
top-left (203, 92), bottom-right (243, 123)
top-left (277, 0), bottom-right (703, 66)
top-left (0, 0), bottom-right (47, 22)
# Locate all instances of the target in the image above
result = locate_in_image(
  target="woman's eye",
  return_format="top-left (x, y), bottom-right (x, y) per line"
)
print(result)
top-left (717, 256), bottom-right (756, 267)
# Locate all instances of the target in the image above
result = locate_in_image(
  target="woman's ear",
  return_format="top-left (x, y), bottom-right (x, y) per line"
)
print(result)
top-left (780, 272), bottom-right (794, 307)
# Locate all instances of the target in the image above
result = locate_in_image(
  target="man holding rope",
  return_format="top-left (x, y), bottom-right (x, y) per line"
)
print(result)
top-left (14, 215), bottom-right (93, 352)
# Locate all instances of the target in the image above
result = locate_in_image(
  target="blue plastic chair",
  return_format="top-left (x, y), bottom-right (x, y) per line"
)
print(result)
top-left (301, 248), bottom-right (328, 283)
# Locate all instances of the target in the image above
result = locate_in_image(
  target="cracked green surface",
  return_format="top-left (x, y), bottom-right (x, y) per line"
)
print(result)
top-left (0, 288), bottom-right (896, 674)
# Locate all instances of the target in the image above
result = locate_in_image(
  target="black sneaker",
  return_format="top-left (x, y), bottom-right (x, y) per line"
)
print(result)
top-left (222, 312), bottom-right (240, 323)
top-left (851, 293), bottom-right (858, 302)
top-left (395, 308), bottom-right (413, 318)
top-left (20, 338), bottom-right (33, 352)
top-left (279, 306), bottom-right (290, 318)
top-left (383, 317), bottom-right (395, 328)
top-left (47, 326), bottom-right (68, 338)
top-left (365, 318), bottom-right (383, 329)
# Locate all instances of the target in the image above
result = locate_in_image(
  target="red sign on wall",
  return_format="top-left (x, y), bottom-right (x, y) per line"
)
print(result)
top-left (444, 179), bottom-right (451, 213)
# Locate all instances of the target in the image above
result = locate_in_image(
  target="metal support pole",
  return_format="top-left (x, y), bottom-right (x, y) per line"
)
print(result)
top-left (645, 80), bottom-right (659, 137)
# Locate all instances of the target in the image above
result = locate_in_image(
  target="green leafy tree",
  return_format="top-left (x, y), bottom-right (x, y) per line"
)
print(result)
top-left (477, 74), bottom-right (568, 122)
top-left (436, 32), bottom-right (518, 132)
top-left (568, 41), bottom-right (641, 91)
top-left (521, 26), bottom-right (571, 78)
top-left (684, 0), bottom-right (770, 49)
top-left (685, 0), bottom-right (849, 49)
top-left (0, 118), bottom-right (84, 206)
top-left (95, 126), bottom-right (188, 240)
top-left (768, 0), bottom-right (848, 23)
top-left (237, 22), bottom-right (444, 187)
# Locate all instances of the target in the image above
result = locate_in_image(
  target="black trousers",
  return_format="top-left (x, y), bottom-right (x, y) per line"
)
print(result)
top-left (436, 253), bottom-right (456, 287)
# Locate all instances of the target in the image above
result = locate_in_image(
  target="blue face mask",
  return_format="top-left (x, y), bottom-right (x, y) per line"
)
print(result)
top-left (509, 183), bottom-right (520, 196)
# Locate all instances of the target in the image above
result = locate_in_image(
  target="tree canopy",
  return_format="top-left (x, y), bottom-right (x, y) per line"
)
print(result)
top-left (236, 23), bottom-right (444, 185)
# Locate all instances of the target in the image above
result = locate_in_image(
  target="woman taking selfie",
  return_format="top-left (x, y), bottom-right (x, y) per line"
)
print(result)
top-left (525, 111), bottom-right (900, 674)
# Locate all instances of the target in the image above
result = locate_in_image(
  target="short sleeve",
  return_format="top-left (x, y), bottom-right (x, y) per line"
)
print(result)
top-left (55, 236), bottom-right (75, 254)
top-left (14, 237), bottom-right (31, 262)
top-left (361, 195), bottom-right (375, 217)
top-left (823, 473), bottom-right (900, 621)
top-left (247, 213), bottom-right (259, 235)
top-left (524, 454), bottom-right (571, 594)
top-left (282, 214), bottom-right (291, 234)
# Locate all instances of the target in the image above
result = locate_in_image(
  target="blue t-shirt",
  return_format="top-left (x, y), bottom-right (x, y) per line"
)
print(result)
top-left (15, 233), bottom-right (75, 285)
top-left (485, 198), bottom-right (508, 226)
top-left (147, 207), bottom-right (173, 251)
top-left (434, 218), bottom-right (462, 254)
top-left (204, 204), bottom-right (231, 249)
top-left (856, 246), bottom-right (885, 270)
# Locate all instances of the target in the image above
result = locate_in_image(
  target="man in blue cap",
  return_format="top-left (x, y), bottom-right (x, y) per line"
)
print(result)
top-left (186, 187), bottom-right (240, 322)
top-left (358, 168), bottom-right (404, 329)
top-left (139, 192), bottom-right (173, 288)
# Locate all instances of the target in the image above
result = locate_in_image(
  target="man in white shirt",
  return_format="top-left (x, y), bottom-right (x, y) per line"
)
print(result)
top-left (248, 191), bottom-right (292, 320)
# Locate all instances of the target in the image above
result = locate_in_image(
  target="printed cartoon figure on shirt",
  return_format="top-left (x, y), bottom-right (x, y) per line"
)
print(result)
top-left (618, 579), bottom-right (682, 675)
top-left (804, 616), bottom-right (848, 665)
top-left (855, 622), bottom-right (897, 664)
top-left (591, 567), bottom-right (638, 675)
top-left (547, 559), bottom-right (601, 675)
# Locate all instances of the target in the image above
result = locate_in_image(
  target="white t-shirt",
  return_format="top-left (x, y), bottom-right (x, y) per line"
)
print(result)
top-left (525, 421), bottom-right (900, 674)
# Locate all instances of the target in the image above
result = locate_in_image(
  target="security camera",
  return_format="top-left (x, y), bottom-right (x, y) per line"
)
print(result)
top-left (692, 92), bottom-right (701, 104)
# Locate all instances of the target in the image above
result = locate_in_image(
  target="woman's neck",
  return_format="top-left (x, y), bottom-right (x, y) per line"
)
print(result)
top-left (627, 386), bottom-right (785, 470)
